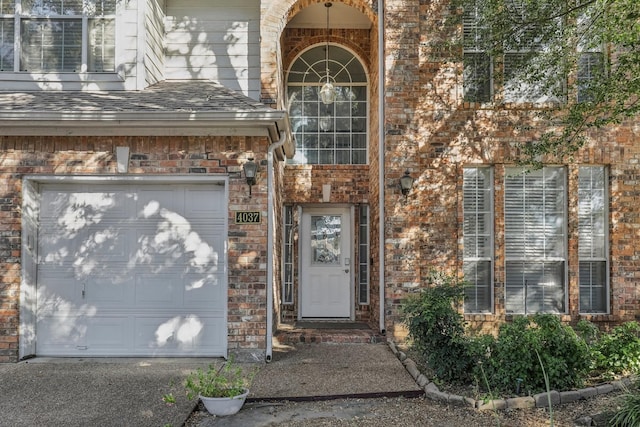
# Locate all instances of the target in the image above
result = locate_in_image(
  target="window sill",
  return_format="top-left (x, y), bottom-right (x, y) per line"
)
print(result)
top-left (461, 100), bottom-right (564, 110)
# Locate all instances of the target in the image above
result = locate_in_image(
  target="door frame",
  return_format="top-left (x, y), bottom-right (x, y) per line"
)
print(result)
top-left (298, 205), bottom-right (355, 321)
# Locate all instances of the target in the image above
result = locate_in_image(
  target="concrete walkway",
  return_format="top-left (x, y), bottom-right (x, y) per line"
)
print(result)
top-left (193, 342), bottom-right (423, 427)
top-left (0, 343), bottom-right (420, 427)
top-left (250, 342), bottom-right (421, 400)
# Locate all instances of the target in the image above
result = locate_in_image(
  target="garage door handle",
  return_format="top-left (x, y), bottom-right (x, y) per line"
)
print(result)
top-left (344, 269), bottom-right (350, 273)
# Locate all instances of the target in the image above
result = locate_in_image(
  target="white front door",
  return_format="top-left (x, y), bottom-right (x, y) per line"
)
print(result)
top-left (300, 208), bottom-right (351, 318)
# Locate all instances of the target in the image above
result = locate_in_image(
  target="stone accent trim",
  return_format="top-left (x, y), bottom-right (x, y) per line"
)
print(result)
top-left (387, 340), bottom-right (632, 411)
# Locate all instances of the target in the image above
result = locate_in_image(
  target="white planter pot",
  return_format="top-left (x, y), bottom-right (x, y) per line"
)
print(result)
top-left (200, 389), bottom-right (249, 416)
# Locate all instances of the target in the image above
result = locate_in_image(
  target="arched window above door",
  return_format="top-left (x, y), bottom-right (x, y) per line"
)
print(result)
top-left (287, 45), bottom-right (368, 165)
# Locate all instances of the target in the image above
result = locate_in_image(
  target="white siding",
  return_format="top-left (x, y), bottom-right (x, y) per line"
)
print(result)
top-left (164, 0), bottom-right (260, 99)
top-left (145, 0), bottom-right (166, 86)
top-left (120, 0), bottom-right (143, 90)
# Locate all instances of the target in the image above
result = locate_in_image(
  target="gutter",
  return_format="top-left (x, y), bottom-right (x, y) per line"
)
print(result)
top-left (265, 115), bottom-right (292, 363)
top-left (378, 0), bottom-right (386, 334)
top-left (0, 110), bottom-right (295, 138)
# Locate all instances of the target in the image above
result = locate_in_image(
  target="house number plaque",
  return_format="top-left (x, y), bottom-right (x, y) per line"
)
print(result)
top-left (235, 211), bottom-right (261, 224)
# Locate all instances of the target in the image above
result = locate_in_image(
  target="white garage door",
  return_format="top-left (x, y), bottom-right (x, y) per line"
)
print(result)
top-left (35, 183), bottom-right (227, 357)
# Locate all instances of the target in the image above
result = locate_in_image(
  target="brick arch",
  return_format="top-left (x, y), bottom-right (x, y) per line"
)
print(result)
top-left (283, 33), bottom-right (371, 75)
top-left (261, 0), bottom-right (377, 105)
top-left (285, 0), bottom-right (377, 25)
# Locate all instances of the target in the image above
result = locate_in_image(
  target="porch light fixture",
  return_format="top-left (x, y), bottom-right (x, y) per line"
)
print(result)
top-left (399, 170), bottom-right (414, 198)
top-left (319, 2), bottom-right (336, 105)
top-left (243, 157), bottom-right (258, 196)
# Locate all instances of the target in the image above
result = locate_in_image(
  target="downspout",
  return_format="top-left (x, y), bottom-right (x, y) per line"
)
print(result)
top-left (266, 128), bottom-right (287, 363)
top-left (378, 0), bottom-right (386, 334)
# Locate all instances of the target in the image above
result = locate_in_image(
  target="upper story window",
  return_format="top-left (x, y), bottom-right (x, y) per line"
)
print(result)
top-left (462, 0), bottom-right (491, 103)
top-left (463, 0), bottom-right (568, 104)
top-left (287, 44), bottom-right (368, 165)
top-left (576, 12), bottom-right (604, 103)
top-left (0, 0), bottom-right (115, 73)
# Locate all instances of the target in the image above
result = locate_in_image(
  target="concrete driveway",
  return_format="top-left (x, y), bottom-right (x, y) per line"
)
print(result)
top-left (0, 357), bottom-right (214, 427)
top-left (0, 343), bottom-right (421, 427)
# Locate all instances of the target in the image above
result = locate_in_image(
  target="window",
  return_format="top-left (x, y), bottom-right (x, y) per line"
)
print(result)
top-left (282, 206), bottom-right (295, 305)
top-left (504, 167), bottom-right (566, 313)
top-left (0, 0), bottom-right (115, 73)
top-left (578, 166), bottom-right (608, 313)
top-left (287, 45), bottom-right (368, 165)
top-left (463, 167), bottom-right (493, 312)
top-left (462, 0), bottom-right (561, 104)
top-left (576, 12), bottom-right (605, 103)
top-left (577, 52), bottom-right (604, 103)
top-left (463, 0), bottom-right (491, 102)
top-left (358, 205), bottom-right (369, 305)
top-left (502, 0), bottom-right (561, 103)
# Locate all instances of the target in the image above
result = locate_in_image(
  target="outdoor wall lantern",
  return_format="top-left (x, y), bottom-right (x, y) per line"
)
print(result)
top-left (399, 170), bottom-right (414, 198)
top-left (243, 157), bottom-right (258, 196)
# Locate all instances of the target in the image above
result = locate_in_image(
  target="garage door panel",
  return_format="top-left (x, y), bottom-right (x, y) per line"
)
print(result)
top-left (134, 315), bottom-right (226, 355)
top-left (86, 277), bottom-right (135, 308)
top-left (80, 225), bottom-right (132, 262)
top-left (132, 227), bottom-right (223, 273)
top-left (41, 185), bottom-right (134, 225)
top-left (85, 317), bottom-right (132, 351)
top-left (135, 274), bottom-right (183, 307)
top-left (36, 316), bottom-right (87, 354)
top-left (181, 230), bottom-right (225, 274)
top-left (39, 229), bottom-right (133, 268)
top-left (183, 273), bottom-right (226, 309)
top-left (136, 187), bottom-right (183, 217)
top-left (185, 186), bottom-right (225, 219)
top-left (36, 276), bottom-right (84, 315)
top-left (38, 230), bottom-right (87, 266)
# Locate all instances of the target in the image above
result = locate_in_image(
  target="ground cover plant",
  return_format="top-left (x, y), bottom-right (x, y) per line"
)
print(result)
top-left (610, 378), bottom-right (640, 427)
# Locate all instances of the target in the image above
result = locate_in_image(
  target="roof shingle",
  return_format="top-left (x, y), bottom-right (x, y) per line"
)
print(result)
top-left (0, 80), bottom-right (272, 113)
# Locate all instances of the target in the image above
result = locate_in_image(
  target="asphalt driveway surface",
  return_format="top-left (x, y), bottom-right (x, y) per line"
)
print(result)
top-left (0, 357), bottom-right (210, 427)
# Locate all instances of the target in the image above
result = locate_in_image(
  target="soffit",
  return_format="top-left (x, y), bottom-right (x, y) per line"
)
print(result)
top-left (288, 2), bottom-right (371, 29)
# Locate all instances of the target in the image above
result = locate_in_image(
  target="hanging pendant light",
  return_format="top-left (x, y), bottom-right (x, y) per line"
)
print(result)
top-left (319, 2), bottom-right (335, 105)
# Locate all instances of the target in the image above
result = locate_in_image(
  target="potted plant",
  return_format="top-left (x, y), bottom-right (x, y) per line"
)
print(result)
top-left (184, 357), bottom-right (256, 416)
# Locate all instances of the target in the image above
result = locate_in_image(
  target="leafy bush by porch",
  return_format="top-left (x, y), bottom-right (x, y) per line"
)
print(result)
top-left (400, 271), bottom-right (640, 395)
top-left (592, 321), bottom-right (640, 378)
top-left (480, 314), bottom-right (591, 395)
top-left (400, 270), bottom-right (475, 384)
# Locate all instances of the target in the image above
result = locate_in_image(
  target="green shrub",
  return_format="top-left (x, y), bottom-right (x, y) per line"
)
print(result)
top-left (481, 314), bottom-right (591, 395)
top-left (593, 321), bottom-right (640, 377)
top-left (400, 270), bottom-right (477, 383)
top-left (574, 319), bottom-right (600, 346)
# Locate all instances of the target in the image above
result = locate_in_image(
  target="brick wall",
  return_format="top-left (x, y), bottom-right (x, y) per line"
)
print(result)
top-left (381, 0), bottom-right (639, 338)
top-left (0, 135), bottom-right (271, 362)
top-left (266, 0), bottom-right (638, 342)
